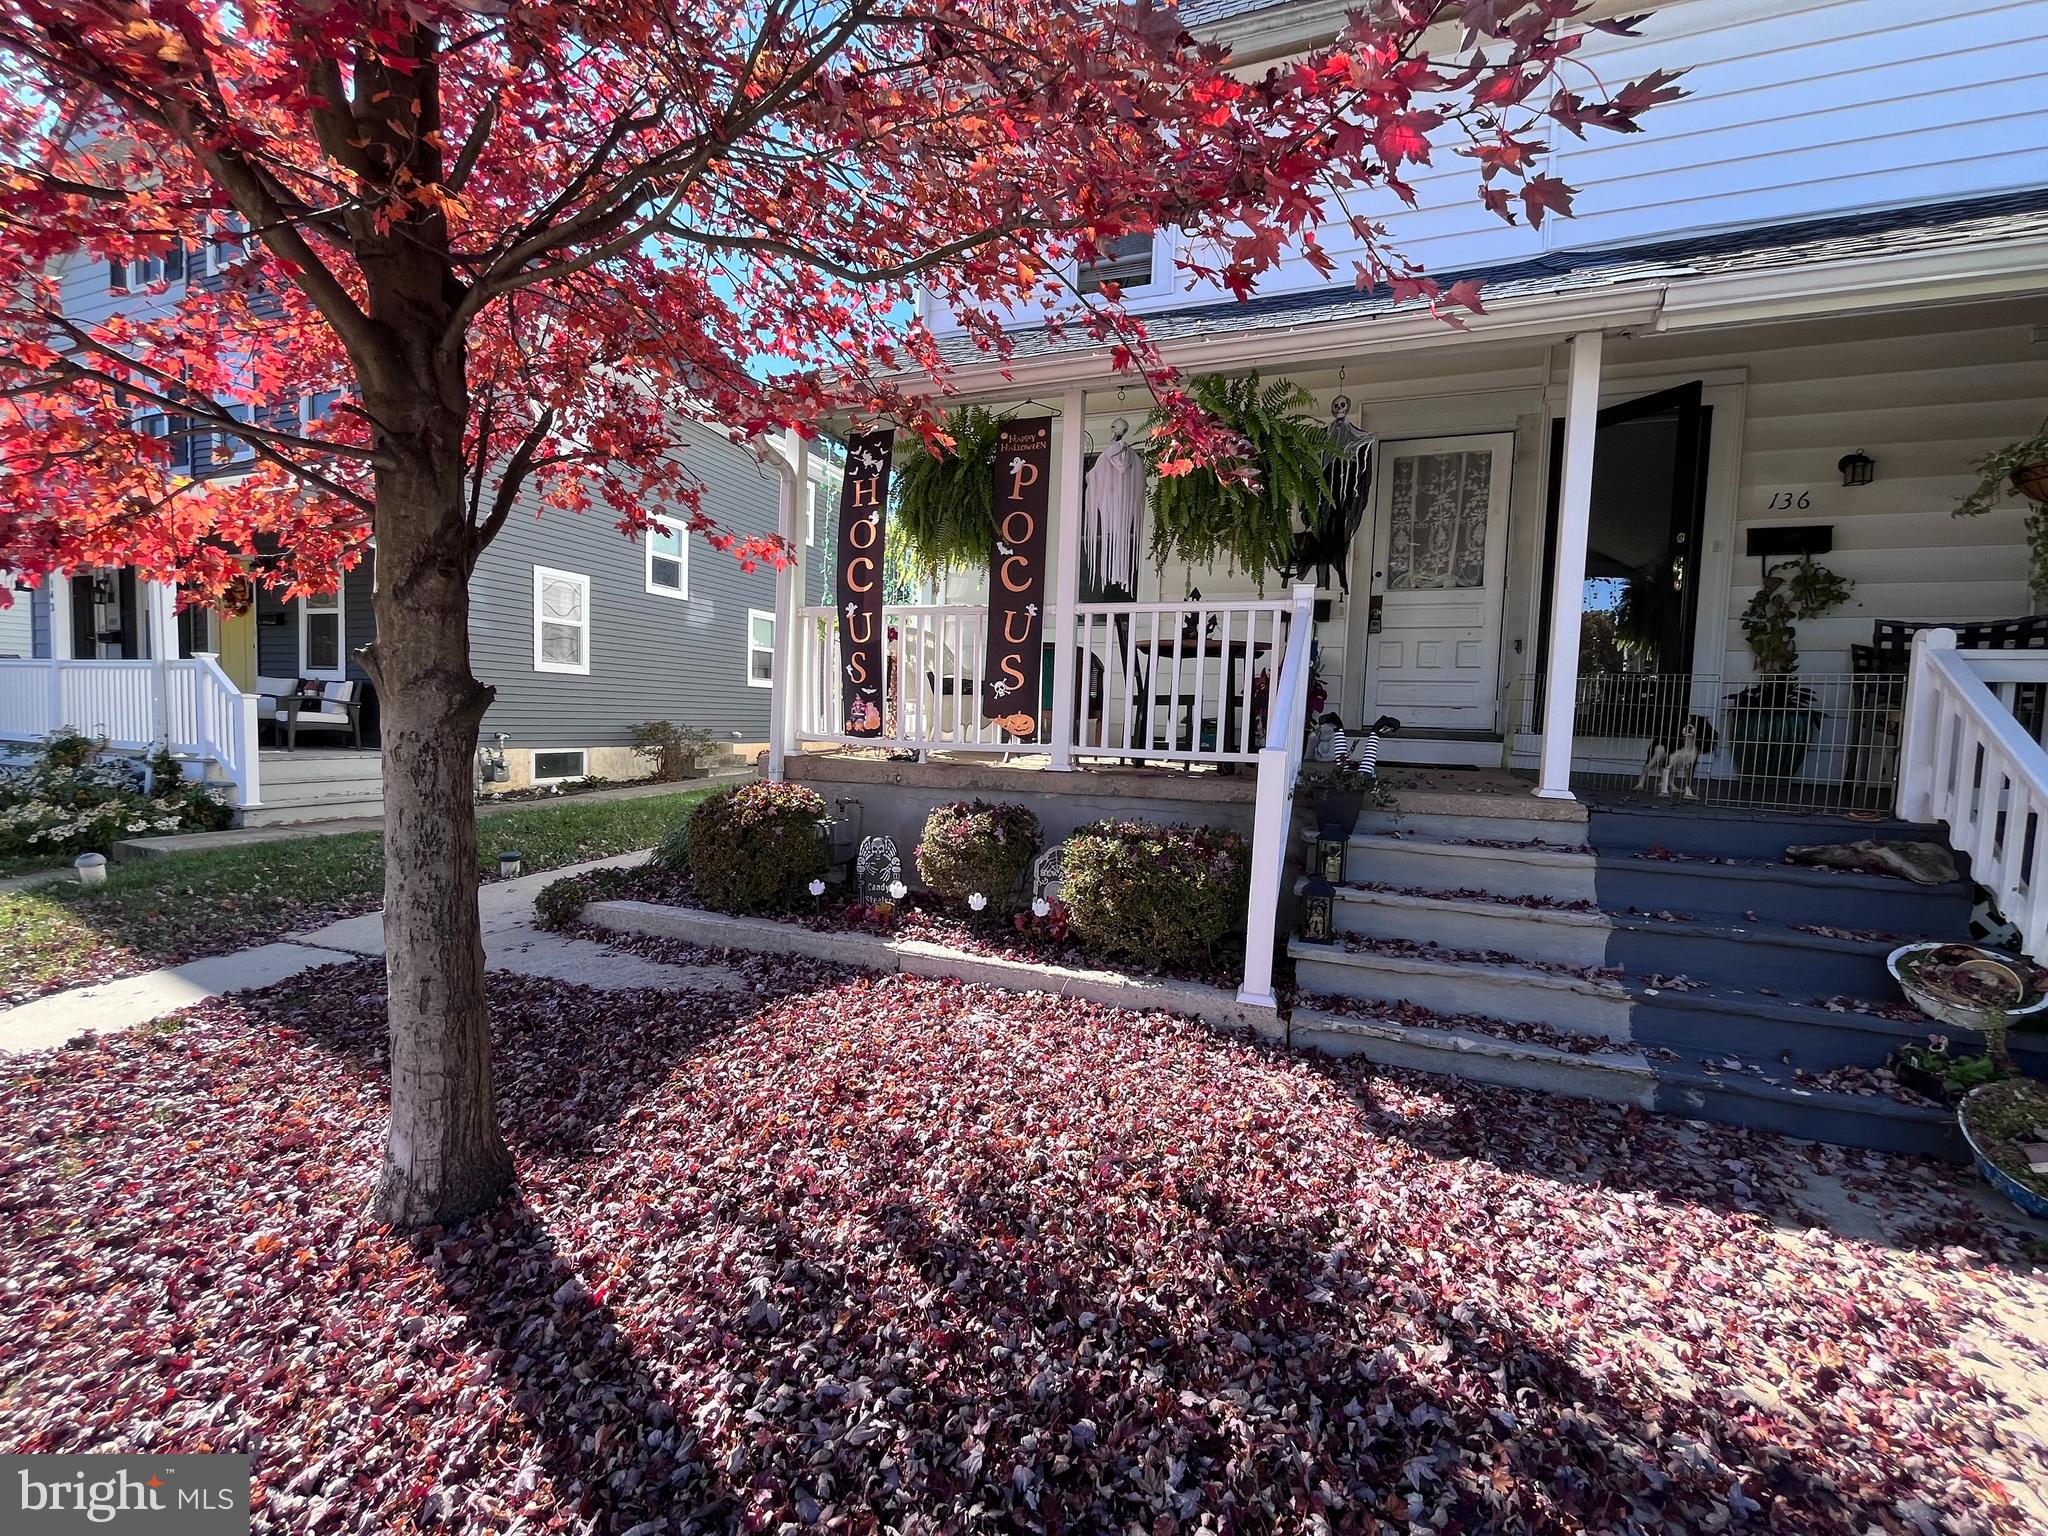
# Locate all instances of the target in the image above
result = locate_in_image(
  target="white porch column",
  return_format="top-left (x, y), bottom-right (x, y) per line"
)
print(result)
top-left (1534, 330), bottom-right (1604, 800)
top-left (143, 578), bottom-right (178, 747)
top-left (1047, 385), bottom-right (1087, 770)
top-left (767, 429), bottom-right (809, 782)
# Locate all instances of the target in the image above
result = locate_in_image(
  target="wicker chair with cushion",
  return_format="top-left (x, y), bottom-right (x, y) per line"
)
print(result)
top-left (271, 679), bottom-right (363, 750)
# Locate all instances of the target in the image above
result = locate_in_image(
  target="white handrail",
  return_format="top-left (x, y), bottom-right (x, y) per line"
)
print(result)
top-left (0, 656), bottom-right (261, 809)
top-left (1238, 583), bottom-right (1318, 1009)
top-left (1897, 628), bottom-right (2048, 959)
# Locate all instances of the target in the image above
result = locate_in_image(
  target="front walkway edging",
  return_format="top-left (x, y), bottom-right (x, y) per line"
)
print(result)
top-left (585, 899), bottom-right (1282, 1040)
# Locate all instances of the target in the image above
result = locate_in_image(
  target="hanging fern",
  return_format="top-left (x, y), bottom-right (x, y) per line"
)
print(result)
top-left (1143, 372), bottom-right (1324, 590)
top-left (892, 406), bottom-right (1002, 578)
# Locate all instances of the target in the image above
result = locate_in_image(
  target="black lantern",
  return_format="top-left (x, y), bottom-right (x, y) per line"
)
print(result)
top-left (1838, 450), bottom-right (1875, 487)
top-left (1316, 833), bottom-right (1347, 885)
top-left (1300, 874), bottom-right (1337, 944)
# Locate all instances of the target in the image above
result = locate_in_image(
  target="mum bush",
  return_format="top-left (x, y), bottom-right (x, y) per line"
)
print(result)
top-left (915, 801), bottom-right (1041, 910)
top-left (1061, 819), bottom-right (1251, 973)
top-left (0, 732), bottom-right (231, 858)
top-left (687, 780), bottom-right (828, 913)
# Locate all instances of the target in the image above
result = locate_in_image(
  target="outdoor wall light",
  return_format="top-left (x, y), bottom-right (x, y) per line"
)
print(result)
top-left (1300, 874), bottom-right (1337, 945)
top-left (1838, 450), bottom-right (1876, 487)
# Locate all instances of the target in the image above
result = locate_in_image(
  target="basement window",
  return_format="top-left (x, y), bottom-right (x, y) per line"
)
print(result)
top-left (531, 749), bottom-right (588, 784)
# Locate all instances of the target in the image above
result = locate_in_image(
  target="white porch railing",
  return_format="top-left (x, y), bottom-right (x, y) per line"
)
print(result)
top-left (794, 595), bottom-right (1301, 764)
top-left (1238, 584), bottom-right (1318, 1008)
top-left (1897, 629), bottom-right (2048, 960)
top-left (0, 655), bottom-right (261, 809)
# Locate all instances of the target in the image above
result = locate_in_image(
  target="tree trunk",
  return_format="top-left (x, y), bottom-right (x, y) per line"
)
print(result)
top-left (366, 447), bottom-right (513, 1227)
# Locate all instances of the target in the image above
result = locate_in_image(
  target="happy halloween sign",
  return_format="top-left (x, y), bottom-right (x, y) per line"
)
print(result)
top-left (834, 427), bottom-right (894, 736)
top-left (980, 418), bottom-right (1053, 739)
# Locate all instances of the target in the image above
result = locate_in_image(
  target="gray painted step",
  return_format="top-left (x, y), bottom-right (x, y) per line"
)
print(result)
top-left (1289, 1005), bottom-right (1657, 1107)
top-left (1345, 833), bottom-right (1967, 935)
top-left (1652, 1060), bottom-right (1963, 1160)
top-left (1592, 852), bottom-right (1971, 935)
top-left (1317, 883), bottom-right (1898, 996)
top-left (1629, 983), bottom-right (2048, 1076)
top-left (1587, 800), bottom-right (1957, 865)
top-left (1287, 937), bottom-right (1631, 1038)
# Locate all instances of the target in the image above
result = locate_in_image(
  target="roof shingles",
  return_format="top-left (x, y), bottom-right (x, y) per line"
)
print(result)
top-left (932, 187), bottom-right (2048, 368)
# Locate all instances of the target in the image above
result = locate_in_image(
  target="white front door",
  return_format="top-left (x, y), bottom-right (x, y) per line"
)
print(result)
top-left (1362, 433), bottom-right (1512, 731)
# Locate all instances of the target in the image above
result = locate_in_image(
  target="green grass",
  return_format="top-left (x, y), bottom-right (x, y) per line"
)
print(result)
top-left (0, 787), bottom-right (717, 1004)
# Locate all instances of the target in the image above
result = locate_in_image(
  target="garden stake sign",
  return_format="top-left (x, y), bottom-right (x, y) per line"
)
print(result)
top-left (982, 418), bottom-right (1054, 739)
top-left (836, 428), bottom-right (896, 736)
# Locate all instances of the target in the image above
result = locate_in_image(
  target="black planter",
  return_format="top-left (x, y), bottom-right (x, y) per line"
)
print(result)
top-left (1729, 706), bottom-right (1819, 780)
top-left (1891, 1059), bottom-right (1949, 1103)
top-left (1312, 788), bottom-right (1365, 837)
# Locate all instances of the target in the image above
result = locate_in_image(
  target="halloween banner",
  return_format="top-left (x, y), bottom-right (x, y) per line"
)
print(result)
top-left (834, 428), bottom-right (894, 736)
top-left (981, 417), bottom-right (1054, 739)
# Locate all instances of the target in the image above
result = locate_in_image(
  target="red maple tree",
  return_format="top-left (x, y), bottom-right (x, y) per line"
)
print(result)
top-left (0, 0), bottom-right (1678, 1223)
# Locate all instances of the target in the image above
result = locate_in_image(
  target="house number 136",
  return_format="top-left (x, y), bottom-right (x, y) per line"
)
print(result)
top-left (1765, 488), bottom-right (1814, 512)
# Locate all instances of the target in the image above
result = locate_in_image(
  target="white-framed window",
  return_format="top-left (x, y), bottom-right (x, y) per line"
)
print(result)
top-left (108, 245), bottom-right (189, 293)
top-left (534, 566), bottom-right (591, 674)
top-left (132, 402), bottom-right (197, 474)
top-left (746, 608), bottom-right (775, 688)
top-left (645, 516), bottom-right (689, 599)
top-left (1077, 231), bottom-right (1157, 296)
top-left (212, 402), bottom-right (257, 468)
top-left (530, 748), bottom-right (588, 784)
top-left (204, 214), bottom-right (249, 275)
top-left (300, 582), bottom-right (345, 679)
top-left (301, 390), bottom-right (341, 430)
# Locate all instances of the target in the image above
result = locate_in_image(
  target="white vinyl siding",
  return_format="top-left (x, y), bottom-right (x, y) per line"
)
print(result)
top-left (747, 609), bottom-right (775, 688)
top-left (534, 566), bottom-right (591, 674)
top-left (645, 517), bottom-right (689, 599)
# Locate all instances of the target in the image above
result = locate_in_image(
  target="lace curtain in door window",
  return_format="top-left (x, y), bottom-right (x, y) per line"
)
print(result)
top-left (1385, 451), bottom-right (1493, 591)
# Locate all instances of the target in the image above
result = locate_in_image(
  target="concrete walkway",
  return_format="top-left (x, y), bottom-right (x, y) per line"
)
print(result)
top-left (112, 769), bottom-right (754, 860)
top-left (0, 851), bottom-right (746, 1056)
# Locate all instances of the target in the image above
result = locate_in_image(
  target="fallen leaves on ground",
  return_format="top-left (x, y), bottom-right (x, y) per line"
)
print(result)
top-left (2, 963), bottom-right (2044, 1533)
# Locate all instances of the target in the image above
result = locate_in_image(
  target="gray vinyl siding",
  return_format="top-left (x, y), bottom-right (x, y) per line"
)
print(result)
top-left (469, 419), bottom-right (785, 747)
top-left (25, 586), bottom-right (50, 659)
top-left (254, 555), bottom-right (376, 687)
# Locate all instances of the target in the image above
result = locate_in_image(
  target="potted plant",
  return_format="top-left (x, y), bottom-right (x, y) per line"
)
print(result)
top-left (1887, 1034), bottom-right (2002, 1104)
top-left (1727, 555), bottom-right (1854, 780)
top-left (1956, 1078), bottom-right (2048, 1220)
top-left (1888, 940), bottom-right (2048, 1032)
top-left (1953, 413), bottom-right (2048, 601)
top-left (1298, 757), bottom-right (1392, 835)
top-left (1144, 371), bottom-right (1325, 590)
top-left (893, 404), bottom-right (1003, 579)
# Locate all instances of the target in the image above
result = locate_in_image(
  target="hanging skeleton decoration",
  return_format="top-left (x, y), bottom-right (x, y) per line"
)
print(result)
top-left (1290, 395), bottom-right (1375, 592)
top-left (1081, 418), bottom-right (1145, 600)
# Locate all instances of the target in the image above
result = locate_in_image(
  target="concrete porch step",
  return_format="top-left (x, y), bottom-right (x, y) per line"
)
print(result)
top-left (1338, 831), bottom-right (1596, 901)
top-left (1288, 1003), bottom-right (1658, 1107)
top-left (240, 795), bottom-right (386, 828)
top-left (1287, 936), bottom-right (1631, 1038)
top-left (259, 752), bottom-right (383, 786)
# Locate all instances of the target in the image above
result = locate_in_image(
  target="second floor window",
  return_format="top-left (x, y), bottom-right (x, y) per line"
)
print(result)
top-left (646, 517), bottom-right (689, 599)
top-left (1078, 232), bottom-right (1155, 295)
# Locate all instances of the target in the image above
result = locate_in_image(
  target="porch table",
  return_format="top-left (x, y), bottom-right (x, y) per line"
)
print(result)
top-left (1142, 634), bottom-right (1272, 756)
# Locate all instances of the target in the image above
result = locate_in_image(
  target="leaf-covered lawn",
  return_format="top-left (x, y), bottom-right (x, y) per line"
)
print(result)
top-left (3, 961), bottom-right (2044, 1534)
top-left (0, 788), bottom-right (715, 1006)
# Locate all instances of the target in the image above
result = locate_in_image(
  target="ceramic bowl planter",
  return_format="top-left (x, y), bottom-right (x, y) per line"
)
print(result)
top-left (1887, 941), bottom-right (2048, 1033)
top-left (1957, 1079), bottom-right (2048, 1220)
